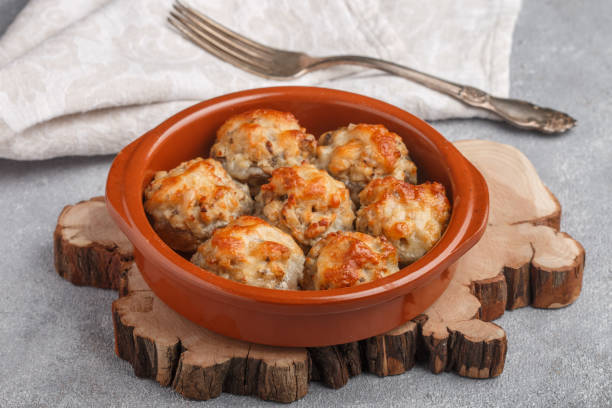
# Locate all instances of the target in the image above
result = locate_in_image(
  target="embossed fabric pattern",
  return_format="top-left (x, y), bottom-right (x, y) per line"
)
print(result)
top-left (0, 0), bottom-right (522, 159)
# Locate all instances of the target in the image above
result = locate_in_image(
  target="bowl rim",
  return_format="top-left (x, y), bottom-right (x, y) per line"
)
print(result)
top-left (106, 86), bottom-right (488, 311)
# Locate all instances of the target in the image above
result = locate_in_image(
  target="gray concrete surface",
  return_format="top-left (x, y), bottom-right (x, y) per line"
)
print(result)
top-left (0, 1), bottom-right (610, 406)
top-left (0, 0), bottom-right (22, 36)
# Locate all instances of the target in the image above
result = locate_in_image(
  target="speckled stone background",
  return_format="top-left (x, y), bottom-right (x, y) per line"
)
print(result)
top-left (0, 1), bottom-right (610, 406)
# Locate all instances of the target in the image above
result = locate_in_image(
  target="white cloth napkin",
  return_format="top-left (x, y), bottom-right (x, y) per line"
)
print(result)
top-left (0, 0), bottom-right (522, 160)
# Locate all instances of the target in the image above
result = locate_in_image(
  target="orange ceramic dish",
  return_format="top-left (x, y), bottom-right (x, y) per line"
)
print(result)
top-left (105, 87), bottom-right (489, 347)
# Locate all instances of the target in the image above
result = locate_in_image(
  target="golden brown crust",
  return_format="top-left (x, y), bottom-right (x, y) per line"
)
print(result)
top-left (191, 216), bottom-right (305, 290)
top-left (301, 231), bottom-right (399, 290)
top-left (210, 109), bottom-right (317, 186)
top-left (144, 158), bottom-right (253, 253)
top-left (255, 164), bottom-right (355, 247)
top-left (356, 177), bottom-right (450, 265)
top-left (316, 124), bottom-right (417, 201)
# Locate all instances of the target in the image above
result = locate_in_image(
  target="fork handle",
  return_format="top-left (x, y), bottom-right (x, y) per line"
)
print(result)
top-left (307, 56), bottom-right (575, 133)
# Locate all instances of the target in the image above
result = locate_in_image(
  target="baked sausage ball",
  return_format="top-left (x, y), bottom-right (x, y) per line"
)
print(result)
top-left (317, 123), bottom-right (418, 201)
top-left (144, 158), bottom-right (253, 253)
top-left (191, 216), bottom-right (305, 290)
top-left (255, 164), bottom-right (355, 247)
top-left (356, 177), bottom-right (450, 265)
top-left (301, 231), bottom-right (399, 290)
top-left (210, 109), bottom-right (317, 187)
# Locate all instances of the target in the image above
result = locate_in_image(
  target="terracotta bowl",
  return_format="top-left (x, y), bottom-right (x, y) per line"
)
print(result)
top-left (106, 86), bottom-right (488, 347)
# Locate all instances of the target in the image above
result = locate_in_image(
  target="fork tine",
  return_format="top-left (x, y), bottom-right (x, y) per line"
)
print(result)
top-left (168, 14), bottom-right (272, 78)
top-left (169, 11), bottom-right (273, 72)
top-left (172, 3), bottom-right (273, 62)
top-left (174, 1), bottom-right (277, 56)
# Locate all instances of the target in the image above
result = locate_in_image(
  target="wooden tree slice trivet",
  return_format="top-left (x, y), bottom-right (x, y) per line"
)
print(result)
top-left (53, 197), bottom-right (133, 290)
top-left (53, 140), bottom-right (585, 402)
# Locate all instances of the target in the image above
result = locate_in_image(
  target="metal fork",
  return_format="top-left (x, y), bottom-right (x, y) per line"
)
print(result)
top-left (168, 1), bottom-right (575, 134)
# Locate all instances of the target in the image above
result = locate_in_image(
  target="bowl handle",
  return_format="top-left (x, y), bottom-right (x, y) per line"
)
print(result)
top-left (105, 138), bottom-right (141, 231)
